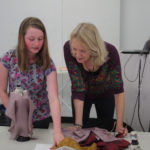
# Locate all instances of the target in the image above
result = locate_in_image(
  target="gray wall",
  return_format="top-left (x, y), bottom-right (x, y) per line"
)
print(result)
top-left (120, 0), bottom-right (150, 50)
top-left (120, 53), bottom-right (150, 132)
top-left (120, 0), bottom-right (150, 131)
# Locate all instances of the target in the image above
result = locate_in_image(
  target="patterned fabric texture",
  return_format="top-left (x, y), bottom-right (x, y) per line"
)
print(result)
top-left (64, 41), bottom-right (124, 101)
top-left (0, 49), bottom-right (56, 121)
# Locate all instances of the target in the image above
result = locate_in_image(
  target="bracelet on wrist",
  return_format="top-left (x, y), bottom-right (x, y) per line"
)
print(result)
top-left (74, 123), bottom-right (82, 128)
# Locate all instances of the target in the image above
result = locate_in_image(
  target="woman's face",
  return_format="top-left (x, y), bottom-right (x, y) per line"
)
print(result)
top-left (24, 27), bottom-right (44, 56)
top-left (71, 38), bottom-right (91, 64)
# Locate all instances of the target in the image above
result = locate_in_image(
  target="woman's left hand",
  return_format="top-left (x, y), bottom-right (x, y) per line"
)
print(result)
top-left (116, 125), bottom-right (128, 137)
top-left (50, 131), bottom-right (64, 149)
top-left (66, 125), bottom-right (82, 131)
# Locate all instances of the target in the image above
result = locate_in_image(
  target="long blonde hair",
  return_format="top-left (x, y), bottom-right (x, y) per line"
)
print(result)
top-left (17, 17), bottom-right (51, 72)
top-left (70, 23), bottom-right (108, 67)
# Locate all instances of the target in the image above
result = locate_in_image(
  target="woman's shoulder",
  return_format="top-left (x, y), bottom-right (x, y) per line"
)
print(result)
top-left (104, 41), bottom-right (120, 65)
top-left (44, 58), bottom-right (56, 75)
top-left (49, 58), bottom-right (56, 68)
top-left (63, 40), bottom-right (73, 61)
top-left (104, 42), bottom-right (117, 52)
top-left (104, 41), bottom-right (119, 57)
top-left (0, 49), bottom-right (16, 62)
top-left (64, 41), bottom-right (71, 54)
top-left (0, 49), bottom-right (17, 69)
top-left (64, 40), bottom-right (70, 48)
top-left (1, 49), bottom-right (16, 58)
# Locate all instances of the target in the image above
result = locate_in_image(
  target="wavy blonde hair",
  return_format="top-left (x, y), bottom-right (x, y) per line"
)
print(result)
top-left (70, 23), bottom-right (108, 67)
top-left (17, 17), bottom-right (51, 72)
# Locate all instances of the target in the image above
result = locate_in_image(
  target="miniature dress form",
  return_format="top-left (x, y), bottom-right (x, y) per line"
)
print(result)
top-left (5, 86), bottom-right (36, 140)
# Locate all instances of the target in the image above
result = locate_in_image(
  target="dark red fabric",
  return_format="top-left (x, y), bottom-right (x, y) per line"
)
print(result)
top-left (80, 132), bottom-right (97, 146)
top-left (80, 132), bottom-right (130, 150)
top-left (97, 139), bottom-right (130, 150)
top-left (115, 133), bottom-right (124, 138)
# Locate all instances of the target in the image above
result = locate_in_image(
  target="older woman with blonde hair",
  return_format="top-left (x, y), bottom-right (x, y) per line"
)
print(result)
top-left (64, 22), bottom-right (128, 136)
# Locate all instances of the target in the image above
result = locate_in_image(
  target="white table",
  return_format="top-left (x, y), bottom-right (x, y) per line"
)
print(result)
top-left (125, 132), bottom-right (150, 150)
top-left (0, 126), bottom-right (150, 150)
top-left (0, 126), bottom-right (53, 150)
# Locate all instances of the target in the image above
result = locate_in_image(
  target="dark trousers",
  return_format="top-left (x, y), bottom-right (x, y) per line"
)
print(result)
top-left (72, 96), bottom-right (115, 126)
top-left (33, 117), bottom-right (50, 129)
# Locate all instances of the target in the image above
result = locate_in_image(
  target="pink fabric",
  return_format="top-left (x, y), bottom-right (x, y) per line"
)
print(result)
top-left (62, 127), bottom-right (121, 143)
top-left (6, 91), bottom-right (36, 140)
top-left (62, 127), bottom-right (130, 150)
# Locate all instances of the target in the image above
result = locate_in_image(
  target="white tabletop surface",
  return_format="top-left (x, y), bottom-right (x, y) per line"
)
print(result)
top-left (0, 126), bottom-right (53, 150)
top-left (125, 132), bottom-right (150, 150)
top-left (0, 126), bottom-right (150, 150)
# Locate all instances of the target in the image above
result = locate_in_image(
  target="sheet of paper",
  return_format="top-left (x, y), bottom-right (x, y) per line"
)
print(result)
top-left (34, 144), bottom-right (76, 150)
top-left (34, 144), bottom-right (52, 150)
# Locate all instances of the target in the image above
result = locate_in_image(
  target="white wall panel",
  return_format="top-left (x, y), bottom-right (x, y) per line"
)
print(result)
top-left (0, 0), bottom-right (120, 117)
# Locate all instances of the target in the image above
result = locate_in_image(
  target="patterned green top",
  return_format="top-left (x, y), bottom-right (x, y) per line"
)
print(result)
top-left (64, 41), bottom-right (124, 101)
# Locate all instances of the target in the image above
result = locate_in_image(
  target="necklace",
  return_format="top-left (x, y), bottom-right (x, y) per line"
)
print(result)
top-left (83, 63), bottom-right (99, 72)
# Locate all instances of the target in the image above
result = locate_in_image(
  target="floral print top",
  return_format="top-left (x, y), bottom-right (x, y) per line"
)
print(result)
top-left (64, 41), bottom-right (124, 101)
top-left (0, 49), bottom-right (56, 121)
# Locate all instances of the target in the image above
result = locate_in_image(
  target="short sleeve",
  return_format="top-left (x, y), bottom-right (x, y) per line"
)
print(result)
top-left (44, 59), bottom-right (56, 76)
top-left (0, 50), bottom-right (13, 70)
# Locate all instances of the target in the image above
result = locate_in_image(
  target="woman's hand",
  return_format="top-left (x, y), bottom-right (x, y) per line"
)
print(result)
top-left (116, 125), bottom-right (128, 137)
top-left (50, 131), bottom-right (64, 149)
top-left (66, 125), bottom-right (82, 131)
top-left (53, 130), bottom-right (64, 145)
